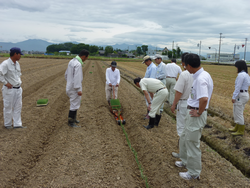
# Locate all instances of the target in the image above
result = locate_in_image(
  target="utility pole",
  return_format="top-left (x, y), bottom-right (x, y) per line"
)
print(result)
top-left (172, 41), bottom-right (174, 58)
top-left (233, 44), bottom-right (236, 61)
top-left (244, 38), bottom-right (248, 61)
top-left (199, 41), bottom-right (201, 58)
top-left (218, 33), bottom-right (224, 64)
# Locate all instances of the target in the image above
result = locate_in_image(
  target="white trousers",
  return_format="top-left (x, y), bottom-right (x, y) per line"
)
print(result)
top-left (166, 78), bottom-right (176, 105)
top-left (179, 109), bottom-right (207, 177)
top-left (66, 90), bottom-right (81, 111)
top-left (148, 89), bottom-right (168, 118)
top-left (2, 86), bottom-right (22, 127)
top-left (159, 79), bottom-right (166, 112)
top-left (105, 84), bottom-right (118, 101)
top-left (176, 100), bottom-right (187, 136)
top-left (233, 92), bottom-right (249, 125)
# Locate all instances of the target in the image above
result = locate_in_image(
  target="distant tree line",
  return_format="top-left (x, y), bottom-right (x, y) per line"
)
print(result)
top-left (46, 42), bottom-right (103, 55)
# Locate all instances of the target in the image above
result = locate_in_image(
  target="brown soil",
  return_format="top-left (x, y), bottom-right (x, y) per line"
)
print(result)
top-left (0, 57), bottom-right (250, 187)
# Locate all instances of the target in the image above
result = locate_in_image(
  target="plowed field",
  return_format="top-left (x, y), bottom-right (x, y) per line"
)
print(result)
top-left (0, 57), bottom-right (250, 187)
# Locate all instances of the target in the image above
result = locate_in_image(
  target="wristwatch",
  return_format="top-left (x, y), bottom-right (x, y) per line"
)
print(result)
top-left (197, 111), bottom-right (202, 115)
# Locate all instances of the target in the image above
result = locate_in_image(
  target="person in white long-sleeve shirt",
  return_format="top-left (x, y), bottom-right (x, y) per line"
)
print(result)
top-left (165, 59), bottom-right (182, 105)
top-left (65, 49), bottom-right (89, 128)
top-left (0, 47), bottom-right (25, 129)
top-left (105, 61), bottom-right (120, 105)
top-left (229, 60), bottom-right (250, 136)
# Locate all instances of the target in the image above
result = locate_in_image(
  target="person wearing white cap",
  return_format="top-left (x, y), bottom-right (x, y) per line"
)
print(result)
top-left (0, 47), bottom-right (25, 129)
top-left (142, 55), bottom-right (157, 118)
top-left (105, 61), bottom-right (120, 105)
top-left (165, 58), bottom-right (182, 105)
top-left (154, 54), bottom-right (167, 115)
top-left (65, 49), bottom-right (89, 128)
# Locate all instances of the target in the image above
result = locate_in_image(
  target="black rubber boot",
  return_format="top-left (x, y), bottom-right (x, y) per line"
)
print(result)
top-left (155, 114), bottom-right (162, 127)
top-left (68, 110), bottom-right (80, 128)
top-left (75, 110), bottom-right (79, 123)
top-left (143, 117), bottom-right (155, 129)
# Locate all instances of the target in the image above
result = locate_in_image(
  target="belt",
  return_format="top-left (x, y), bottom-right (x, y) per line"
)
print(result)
top-left (166, 76), bottom-right (176, 78)
top-left (5, 85), bottom-right (21, 89)
top-left (157, 78), bottom-right (165, 80)
top-left (187, 105), bottom-right (207, 111)
top-left (156, 87), bottom-right (166, 93)
top-left (179, 99), bottom-right (187, 101)
top-left (240, 90), bottom-right (248, 92)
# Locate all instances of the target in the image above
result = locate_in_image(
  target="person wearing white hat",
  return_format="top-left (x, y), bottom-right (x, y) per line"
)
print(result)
top-left (0, 47), bottom-right (25, 129)
top-left (142, 55), bottom-right (157, 118)
top-left (154, 54), bottom-right (167, 115)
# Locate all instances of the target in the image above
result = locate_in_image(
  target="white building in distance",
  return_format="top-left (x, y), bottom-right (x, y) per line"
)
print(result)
top-left (207, 53), bottom-right (240, 62)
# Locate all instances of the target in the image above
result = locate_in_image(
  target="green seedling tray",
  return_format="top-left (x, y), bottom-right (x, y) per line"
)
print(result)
top-left (36, 99), bottom-right (49, 107)
top-left (110, 99), bottom-right (121, 110)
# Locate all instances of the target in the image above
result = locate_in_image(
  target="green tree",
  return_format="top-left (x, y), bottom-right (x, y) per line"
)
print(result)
top-left (137, 46), bottom-right (142, 55)
top-left (168, 51), bottom-right (172, 58)
top-left (70, 43), bottom-right (89, 54)
top-left (98, 46), bottom-right (104, 50)
top-left (141, 45), bottom-right (148, 53)
top-left (176, 47), bottom-right (181, 58)
top-left (89, 45), bottom-right (99, 53)
top-left (105, 46), bottom-right (113, 56)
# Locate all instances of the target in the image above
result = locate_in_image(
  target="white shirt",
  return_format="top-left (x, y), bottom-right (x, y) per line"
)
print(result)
top-left (139, 78), bottom-right (165, 93)
top-left (165, 63), bottom-right (182, 78)
top-left (156, 62), bottom-right (167, 80)
top-left (144, 62), bottom-right (157, 78)
top-left (106, 67), bottom-right (120, 85)
top-left (65, 58), bottom-right (83, 92)
top-left (187, 68), bottom-right (213, 109)
top-left (174, 70), bottom-right (193, 100)
top-left (0, 58), bottom-right (22, 87)
top-left (232, 71), bottom-right (250, 99)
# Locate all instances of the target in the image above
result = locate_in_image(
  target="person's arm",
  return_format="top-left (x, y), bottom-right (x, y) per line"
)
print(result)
top-left (143, 90), bottom-right (152, 110)
top-left (116, 69), bottom-right (120, 87)
top-left (150, 66), bottom-right (157, 78)
top-left (73, 64), bottom-right (82, 93)
top-left (171, 91), bottom-right (182, 113)
top-left (232, 74), bottom-right (243, 102)
top-left (190, 97), bottom-right (208, 117)
top-left (106, 68), bottom-right (112, 86)
top-left (149, 92), bottom-right (154, 99)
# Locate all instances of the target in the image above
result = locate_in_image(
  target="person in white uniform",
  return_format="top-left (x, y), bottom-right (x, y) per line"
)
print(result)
top-left (229, 60), bottom-right (250, 136)
top-left (105, 61), bottom-right (120, 105)
top-left (154, 54), bottom-right (167, 114)
top-left (0, 47), bottom-right (25, 129)
top-left (171, 53), bottom-right (193, 137)
top-left (134, 77), bottom-right (168, 129)
top-left (165, 59), bottom-right (182, 105)
top-left (65, 49), bottom-right (89, 128)
top-left (142, 55), bottom-right (157, 119)
top-left (175, 53), bottom-right (213, 180)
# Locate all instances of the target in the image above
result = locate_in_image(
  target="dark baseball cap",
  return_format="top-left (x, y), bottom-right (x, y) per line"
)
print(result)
top-left (10, 47), bottom-right (24, 55)
top-left (111, 61), bottom-right (117, 67)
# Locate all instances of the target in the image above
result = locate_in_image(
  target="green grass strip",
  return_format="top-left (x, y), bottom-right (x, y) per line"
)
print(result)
top-left (118, 111), bottom-right (149, 188)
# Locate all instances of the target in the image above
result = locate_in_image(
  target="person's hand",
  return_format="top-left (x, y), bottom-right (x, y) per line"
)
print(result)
top-left (116, 84), bottom-right (119, 87)
top-left (147, 104), bottom-right (151, 111)
top-left (171, 105), bottom-right (176, 113)
top-left (189, 109), bottom-right (200, 117)
top-left (232, 99), bottom-right (235, 103)
top-left (78, 91), bottom-right (82, 96)
top-left (5, 83), bottom-right (12, 89)
top-left (109, 83), bottom-right (112, 87)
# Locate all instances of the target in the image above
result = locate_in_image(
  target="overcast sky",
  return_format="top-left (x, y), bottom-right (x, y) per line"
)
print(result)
top-left (0, 0), bottom-right (249, 54)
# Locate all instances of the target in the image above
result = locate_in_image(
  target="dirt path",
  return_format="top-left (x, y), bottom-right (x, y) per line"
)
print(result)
top-left (0, 57), bottom-right (249, 187)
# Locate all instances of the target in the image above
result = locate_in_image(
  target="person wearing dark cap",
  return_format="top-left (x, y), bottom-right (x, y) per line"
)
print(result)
top-left (65, 49), bottom-right (89, 128)
top-left (105, 61), bottom-right (120, 105)
top-left (0, 47), bottom-right (25, 129)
